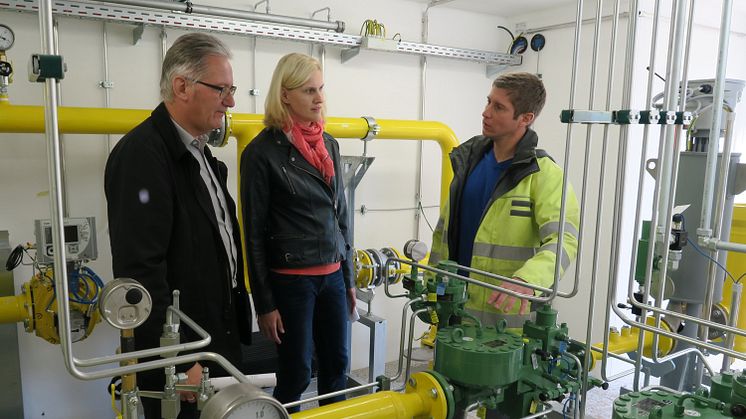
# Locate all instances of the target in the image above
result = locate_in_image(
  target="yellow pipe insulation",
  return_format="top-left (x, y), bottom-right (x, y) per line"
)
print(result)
top-left (290, 372), bottom-right (449, 419)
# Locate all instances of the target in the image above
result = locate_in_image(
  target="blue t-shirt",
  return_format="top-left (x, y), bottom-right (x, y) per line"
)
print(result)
top-left (457, 150), bottom-right (513, 271)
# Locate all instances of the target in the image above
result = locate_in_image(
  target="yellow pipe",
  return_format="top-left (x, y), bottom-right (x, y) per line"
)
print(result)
top-left (0, 104), bottom-right (459, 203)
top-left (590, 318), bottom-right (674, 370)
top-left (723, 204), bottom-right (746, 354)
top-left (233, 115), bottom-right (458, 204)
top-left (0, 292), bottom-right (31, 324)
top-left (290, 372), bottom-right (449, 419)
top-left (1, 104), bottom-right (460, 292)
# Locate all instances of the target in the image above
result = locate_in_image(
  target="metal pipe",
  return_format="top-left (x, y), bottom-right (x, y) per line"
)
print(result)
top-left (635, 0), bottom-right (688, 391)
top-left (282, 382), bottom-right (379, 410)
top-left (700, 111), bottom-right (736, 344)
top-left (525, 12), bottom-right (631, 35)
top-left (160, 26), bottom-right (167, 61)
top-left (403, 308), bottom-right (428, 385)
top-left (611, 303), bottom-right (746, 360)
top-left (601, 0), bottom-right (643, 384)
top-left (390, 298), bottom-right (423, 382)
top-left (554, 0), bottom-right (586, 302)
top-left (73, 307), bottom-right (211, 367)
top-left (580, 0), bottom-right (613, 413)
top-left (102, 21), bottom-right (113, 152)
top-left (88, 0), bottom-right (345, 32)
top-left (518, 403), bottom-right (553, 419)
top-left (699, 0), bottom-right (734, 234)
top-left (649, 0), bottom-right (696, 369)
top-left (722, 282), bottom-right (743, 370)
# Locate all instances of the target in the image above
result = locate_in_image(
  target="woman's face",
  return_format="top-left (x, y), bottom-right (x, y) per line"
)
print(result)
top-left (282, 69), bottom-right (324, 125)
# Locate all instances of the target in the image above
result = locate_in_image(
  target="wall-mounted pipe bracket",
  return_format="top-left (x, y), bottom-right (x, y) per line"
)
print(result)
top-left (361, 116), bottom-right (380, 141)
top-left (132, 23), bottom-right (144, 46)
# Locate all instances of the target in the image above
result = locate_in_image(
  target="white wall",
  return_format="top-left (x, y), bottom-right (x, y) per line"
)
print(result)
top-left (0, 1), bottom-right (510, 417)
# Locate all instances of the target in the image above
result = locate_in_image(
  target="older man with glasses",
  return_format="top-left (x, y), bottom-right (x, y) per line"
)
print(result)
top-left (104, 32), bottom-right (252, 419)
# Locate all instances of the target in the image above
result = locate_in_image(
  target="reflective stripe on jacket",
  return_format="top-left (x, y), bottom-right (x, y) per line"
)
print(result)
top-left (430, 129), bottom-right (580, 316)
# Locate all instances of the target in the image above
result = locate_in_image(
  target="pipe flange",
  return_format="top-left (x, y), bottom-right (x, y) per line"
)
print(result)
top-left (361, 115), bottom-right (380, 141)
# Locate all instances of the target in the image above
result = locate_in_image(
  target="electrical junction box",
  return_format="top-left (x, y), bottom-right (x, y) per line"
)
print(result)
top-left (34, 217), bottom-right (97, 264)
top-left (360, 36), bottom-right (399, 52)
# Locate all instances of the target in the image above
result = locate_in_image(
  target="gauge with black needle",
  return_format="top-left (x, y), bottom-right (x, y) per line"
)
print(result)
top-left (0, 24), bottom-right (15, 50)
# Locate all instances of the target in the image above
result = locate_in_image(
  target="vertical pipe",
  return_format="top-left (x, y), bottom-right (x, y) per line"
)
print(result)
top-left (52, 18), bottom-right (69, 218)
top-left (635, 0), bottom-right (688, 391)
top-left (700, 0), bottom-right (733, 234)
top-left (579, 0), bottom-right (611, 415)
top-left (602, 0), bottom-right (647, 383)
top-left (700, 112), bottom-right (736, 351)
top-left (552, 0), bottom-right (585, 303)
top-left (39, 0), bottom-right (75, 372)
top-left (160, 27), bottom-right (167, 61)
top-left (722, 283), bottom-right (742, 370)
top-left (415, 6), bottom-right (431, 241)
top-left (103, 22), bottom-right (113, 152)
top-left (649, 0), bottom-right (696, 367)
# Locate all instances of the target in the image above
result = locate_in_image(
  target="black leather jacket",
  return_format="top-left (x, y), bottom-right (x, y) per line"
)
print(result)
top-left (240, 127), bottom-right (353, 315)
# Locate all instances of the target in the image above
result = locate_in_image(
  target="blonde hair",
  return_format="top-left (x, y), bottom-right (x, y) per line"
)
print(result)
top-left (264, 53), bottom-right (324, 129)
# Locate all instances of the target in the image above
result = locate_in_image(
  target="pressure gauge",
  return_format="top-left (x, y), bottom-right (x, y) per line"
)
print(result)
top-left (200, 382), bottom-right (289, 419)
top-left (0, 24), bottom-right (15, 51)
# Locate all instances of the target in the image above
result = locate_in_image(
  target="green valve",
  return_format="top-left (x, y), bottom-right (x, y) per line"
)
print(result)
top-left (434, 323), bottom-right (523, 388)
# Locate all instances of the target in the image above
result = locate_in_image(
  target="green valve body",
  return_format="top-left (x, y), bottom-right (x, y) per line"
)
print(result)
top-left (405, 260), bottom-right (468, 325)
top-left (613, 390), bottom-right (731, 419)
top-left (434, 323), bottom-right (523, 388)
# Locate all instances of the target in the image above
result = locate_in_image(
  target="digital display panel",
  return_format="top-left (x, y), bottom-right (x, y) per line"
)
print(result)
top-left (45, 225), bottom-right (79, 243)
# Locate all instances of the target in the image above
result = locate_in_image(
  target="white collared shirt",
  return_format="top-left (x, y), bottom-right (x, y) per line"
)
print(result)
top-left (173, 120), bottom-right (238, 288)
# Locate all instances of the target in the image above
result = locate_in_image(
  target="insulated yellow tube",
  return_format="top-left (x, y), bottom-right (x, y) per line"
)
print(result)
top-left (723, 204), bottom-right (746, 354)
top-left (0, 294), bottom-right (31, 324)
top-left (290, 372), bottom-right (450, 419)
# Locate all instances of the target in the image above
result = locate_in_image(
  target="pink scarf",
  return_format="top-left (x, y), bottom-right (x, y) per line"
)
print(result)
top-left (286, 120), bottom-right (335, 184)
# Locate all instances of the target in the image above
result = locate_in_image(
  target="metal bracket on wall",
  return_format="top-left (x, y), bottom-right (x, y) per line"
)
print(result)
top-left (0, 0), bottom-right (521, 70)
top-left (132, 23), bottom-right (144, 45)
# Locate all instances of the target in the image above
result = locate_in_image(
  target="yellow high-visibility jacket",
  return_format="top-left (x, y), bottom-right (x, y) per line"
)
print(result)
top-left (430, 129), bottom-right (580, 316)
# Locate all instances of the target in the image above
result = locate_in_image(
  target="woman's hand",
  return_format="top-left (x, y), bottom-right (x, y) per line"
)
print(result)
top-left (347, 288), bottom-right (357, 316)
top-left (259, 310), bottom-right (285, 344)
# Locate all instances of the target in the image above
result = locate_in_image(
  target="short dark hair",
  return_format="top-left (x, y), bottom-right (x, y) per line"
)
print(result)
top-left (492, 72), bottom-right (546, 119)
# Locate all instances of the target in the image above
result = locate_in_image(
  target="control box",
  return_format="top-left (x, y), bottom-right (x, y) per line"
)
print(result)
top-left (34, 217), bottom-right (97, 264)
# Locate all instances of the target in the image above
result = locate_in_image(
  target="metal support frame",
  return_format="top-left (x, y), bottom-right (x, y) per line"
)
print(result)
top-left (0, 0), bottom-right (521, 68)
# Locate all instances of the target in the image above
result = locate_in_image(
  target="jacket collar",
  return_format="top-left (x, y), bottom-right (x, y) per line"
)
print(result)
top-left (151, 102), bottom-right (191, 162)
top-left (451, 128), bottom-right (539, 175)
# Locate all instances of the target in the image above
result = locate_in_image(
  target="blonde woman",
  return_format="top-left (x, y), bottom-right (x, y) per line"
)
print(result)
top-left (240, 53), bottom-right (355, 411)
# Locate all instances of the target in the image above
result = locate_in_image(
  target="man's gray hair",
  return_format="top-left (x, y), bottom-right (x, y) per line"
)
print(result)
top-left (159, 33), bottom-right (232, 102)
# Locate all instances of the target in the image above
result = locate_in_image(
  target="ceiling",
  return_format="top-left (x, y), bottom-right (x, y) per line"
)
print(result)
top-left (406, 0), bottom-right (577, 18)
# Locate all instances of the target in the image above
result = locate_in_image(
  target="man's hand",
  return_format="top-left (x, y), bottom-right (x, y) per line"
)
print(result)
top-left (259, 310), bottom-right (284, 344)
top-left (179, 362), bottom-right (202, 403)
top-left (487, 278), bottom-right (533, 315)
top-left (347, 287), bottom-right (357, 317)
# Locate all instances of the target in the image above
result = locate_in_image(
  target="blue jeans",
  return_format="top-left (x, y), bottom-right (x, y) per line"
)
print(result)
top-left (269, 269), bottom-right (350, 412)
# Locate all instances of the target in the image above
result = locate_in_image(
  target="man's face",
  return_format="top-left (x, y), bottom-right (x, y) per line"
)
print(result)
top-left (481, 87), bottom-right (529, 140)
top-left (183, 54), bottom-right (235, 136)
top-left (282, 69), bottom-right (324, 125)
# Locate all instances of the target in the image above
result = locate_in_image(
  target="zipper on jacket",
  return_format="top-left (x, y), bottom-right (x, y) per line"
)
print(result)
top-left (281, 166), bottom-right (297, 195)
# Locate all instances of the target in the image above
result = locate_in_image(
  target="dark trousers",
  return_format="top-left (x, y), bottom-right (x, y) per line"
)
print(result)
top-left (270, 269), bottom-right (350, 413)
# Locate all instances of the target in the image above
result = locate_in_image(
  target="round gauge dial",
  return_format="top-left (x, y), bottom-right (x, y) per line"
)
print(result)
top-left (0, 24), bottom-right (15, 50)
top-left (223, 399), bottom-right (287, 419)
top-left (200, 382), bottom-right (289, 419)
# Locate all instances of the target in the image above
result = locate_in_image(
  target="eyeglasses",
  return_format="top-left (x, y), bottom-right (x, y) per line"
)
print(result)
top-left (194, 80), bottom-right (237, 99)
